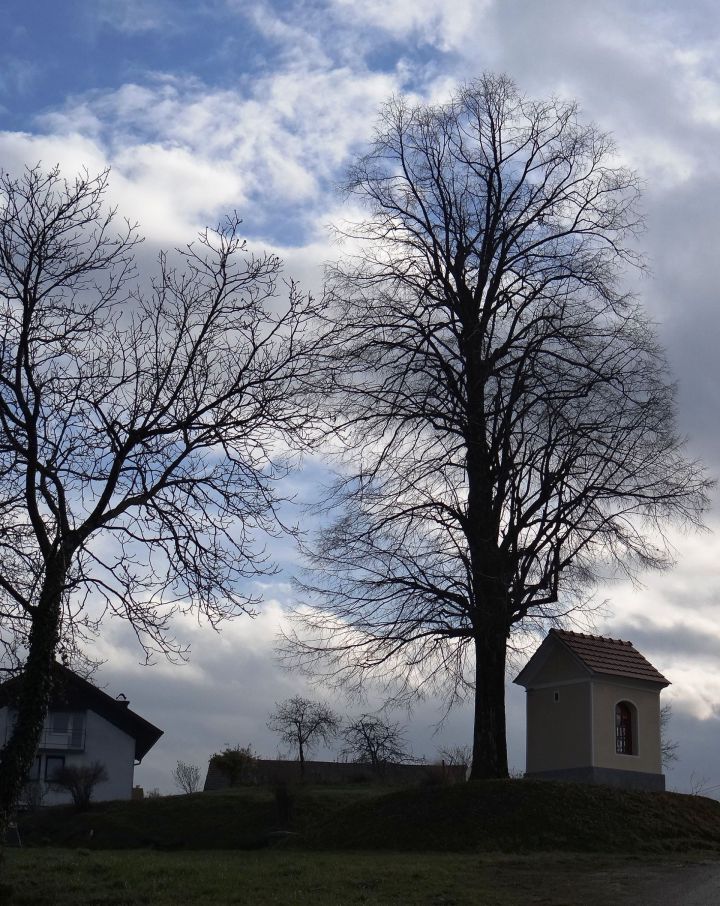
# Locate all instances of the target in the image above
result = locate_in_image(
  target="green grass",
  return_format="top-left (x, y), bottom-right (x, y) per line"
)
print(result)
top-left (304, 780), bottom-right (720, 854)
top-left (1, 847), bottom-right (698, 906)
top-left (15, 779), bottom-right (720, 855)
top-left (16, 783), bottom-right (385, 850)
top-left (6, 783), bottom-right (720, 904)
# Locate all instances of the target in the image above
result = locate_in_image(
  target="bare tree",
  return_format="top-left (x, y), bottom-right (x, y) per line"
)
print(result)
top-left (172, 760), bottom-right (202, 794)
top-left (341, 714), bottom-right (410, 776)
top-left (267, 696), bottom-right (340, 777)
top-left (283, 75), bottom-right (711, 780)
top-left (0, 165), bottom-right (325, 836)
top-left (439, 745), bottom-right (471, 770)
top-left (49, 761), bottom-right (108, 811)
top-left (660, 703), bottom-right (679, 768)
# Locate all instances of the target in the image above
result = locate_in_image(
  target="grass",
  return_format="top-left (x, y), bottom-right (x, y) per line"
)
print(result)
top-left (16, 779), bottom-right (720, 854)
top-left (3, 847), bottom-right (709, 906)
top-left (303, 780), bottom-right (720, 854)
top-left (6, 782), bottom-right (720, 904)
top-left (16, 783), bottom-right (384, 850)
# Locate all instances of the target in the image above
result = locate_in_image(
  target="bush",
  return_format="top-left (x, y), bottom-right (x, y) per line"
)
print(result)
top-left (172, 760), bottom-right (202, 794)
top-left (49, 762), bottom-right (108, 811)
top-left (210, 745), bottom-right (257, 786)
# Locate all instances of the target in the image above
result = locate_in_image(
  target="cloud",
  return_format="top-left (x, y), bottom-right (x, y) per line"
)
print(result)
top-left (0, 56), bottom-right (40, 99)
top-left (92, 0), bottom-right (183, 35)
top-left (14, 60), bottom-right (403, 247)
top-left (328, 0), bottom-right (490, 52)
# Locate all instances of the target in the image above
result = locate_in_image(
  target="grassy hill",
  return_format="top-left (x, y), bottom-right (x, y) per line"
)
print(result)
top-left (305, 780), bottom-right (720, 854)
top-left (16, 779), bottom-right (720, 854)
top-left (16, 784), bottom-right (380, 850)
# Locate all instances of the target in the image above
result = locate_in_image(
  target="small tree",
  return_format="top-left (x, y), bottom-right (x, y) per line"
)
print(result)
top-left (267, 697), bottom-right (340, 778)
top-left (341, 714), bottom-right (410, 776)
top-left (49, 761), bottom-right (108, 811)
top-left (660, 703), bottom-right (679, 768)
top-left (439, 745), bottom-right (471, 771)
top-left (172, 760), bottom-right (201, 794)
top-left (210, 745), bottom-right (257, 787)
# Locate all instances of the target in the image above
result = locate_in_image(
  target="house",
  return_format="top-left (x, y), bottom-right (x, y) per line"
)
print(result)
top-left (514, 629), bottom-right (669, 791)
top-left (0, 663), bottom-right (163, 805)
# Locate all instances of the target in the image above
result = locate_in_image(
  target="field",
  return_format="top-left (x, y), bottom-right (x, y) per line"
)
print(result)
top-left (3, 780), bottom-right (720, 904)
top-left (5, 848), bottom-right (720, 905)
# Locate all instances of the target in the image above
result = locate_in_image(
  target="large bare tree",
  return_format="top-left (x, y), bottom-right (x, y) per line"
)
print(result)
top-left (0, 165), bottom-right (325, 833)
top-left (283, 75), bottom-right (711, 780)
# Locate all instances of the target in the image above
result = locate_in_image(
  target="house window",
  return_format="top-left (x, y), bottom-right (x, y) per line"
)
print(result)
top-left (45, 755), bottom-right (65, 781)
top-left (51, 712), bottom-right (70, 733)
top-left (615, 701), bottom-right (635, 755)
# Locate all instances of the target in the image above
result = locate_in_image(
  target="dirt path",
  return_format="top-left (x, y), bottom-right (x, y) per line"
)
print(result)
top-left (488, 854), bottom-right (720, 905)
top-left (621, 860), bottom-right (720, 906)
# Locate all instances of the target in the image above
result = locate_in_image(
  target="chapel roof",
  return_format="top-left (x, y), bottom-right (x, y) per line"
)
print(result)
top-left (514, 628), bottom-right (670, 688)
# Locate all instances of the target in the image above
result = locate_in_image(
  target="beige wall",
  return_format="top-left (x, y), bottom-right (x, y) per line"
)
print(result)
top-left (592, 681), bottom-right (662, 774)
top-left (527, 644), bottom-right (587, 685)
top-left (526, 682), bottom-right (592, 773)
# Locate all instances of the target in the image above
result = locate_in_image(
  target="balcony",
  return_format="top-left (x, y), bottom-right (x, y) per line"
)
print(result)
top-left (5, 713), bottom-right (86, 752)
top-left (37, 726), bottom-right (86, 751)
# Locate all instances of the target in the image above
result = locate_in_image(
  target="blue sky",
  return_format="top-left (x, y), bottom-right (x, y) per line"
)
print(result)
top-left (2, 0), bottom-right (720, 795)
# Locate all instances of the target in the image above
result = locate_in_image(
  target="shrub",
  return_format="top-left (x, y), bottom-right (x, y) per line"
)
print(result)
top-left (49, 762), bottom-right (108, 811)
top-left (172, 760), bottom-right (202, 794)
top-left (210, 745), bottom-right (257, 786)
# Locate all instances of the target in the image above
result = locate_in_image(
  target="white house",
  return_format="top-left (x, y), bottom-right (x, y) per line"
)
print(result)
top-left (0, 663), bottom-right (163, 805)
top-left (514, 629), bottom-right (669, 791)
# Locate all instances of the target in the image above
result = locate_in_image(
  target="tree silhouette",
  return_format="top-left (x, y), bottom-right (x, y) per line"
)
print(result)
top-left (267, 696), bottom-right (340, 777)
top-left (341, 714), bottom-right (410, 776)
top-left (0, 165), bottom-right (325, 834)
top-left (283, 75), bottom-right (711, 779)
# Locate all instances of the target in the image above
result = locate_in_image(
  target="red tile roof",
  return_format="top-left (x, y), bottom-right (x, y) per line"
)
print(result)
top-left (550, 629), bottom-right (670, 686)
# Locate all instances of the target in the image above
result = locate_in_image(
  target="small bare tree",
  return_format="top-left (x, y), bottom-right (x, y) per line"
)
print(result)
top-left (0, 164), bottom-right (326, 837)
top-left (439, 745), bottom-right (472, 770)
top-left (49, 761), bottom-right (108, 811)
top-left (660, 703), bottom-right (679, 768)
top-left (341, 714), bottom-right (410, 776)
top-left (267, 696), bottom-right (340, 777)
top-left (172, 760), bottom-right (202, 794)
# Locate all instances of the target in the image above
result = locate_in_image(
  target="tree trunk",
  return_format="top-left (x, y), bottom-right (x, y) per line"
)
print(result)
top-left (0, 567), bottom-right (64, 847)
top-left (469, 627), bottom-right (509, 780)
top-left (298, 738), bottom-right (305, 779)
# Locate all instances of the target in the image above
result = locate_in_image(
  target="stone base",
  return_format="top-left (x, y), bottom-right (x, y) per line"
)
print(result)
top-left (525, 766), bottom-right (665, 792)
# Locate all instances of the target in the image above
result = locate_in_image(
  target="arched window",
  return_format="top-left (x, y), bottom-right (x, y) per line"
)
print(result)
top-left (615, 701), bottom-right (634, 755)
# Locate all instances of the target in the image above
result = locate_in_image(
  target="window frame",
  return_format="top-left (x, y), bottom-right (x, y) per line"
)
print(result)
top-left (615, 700), bottom-right (638, 756)
top-left (44, 754), bottom-right (66, 781)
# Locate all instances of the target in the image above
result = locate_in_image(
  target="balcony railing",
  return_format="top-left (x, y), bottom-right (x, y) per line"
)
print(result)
top-left (37, 727), bottom-right (86, 751)
top-left (4, 724), bottom-right (86, 751)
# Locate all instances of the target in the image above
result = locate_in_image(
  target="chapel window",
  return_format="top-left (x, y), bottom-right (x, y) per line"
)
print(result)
top-left (615, 701), bottom-right (634, 755)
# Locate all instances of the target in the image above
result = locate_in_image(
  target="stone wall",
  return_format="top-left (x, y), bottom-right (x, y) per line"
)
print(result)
top-left (204, 758), bottom-right (466, 790)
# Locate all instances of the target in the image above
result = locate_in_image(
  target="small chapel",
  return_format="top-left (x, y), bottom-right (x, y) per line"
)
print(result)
top-left (514, 629), bottom-right (670, 791)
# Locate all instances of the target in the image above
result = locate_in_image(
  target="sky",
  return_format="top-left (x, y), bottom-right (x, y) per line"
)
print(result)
top-left (1, 0), bottom-right (719, 796)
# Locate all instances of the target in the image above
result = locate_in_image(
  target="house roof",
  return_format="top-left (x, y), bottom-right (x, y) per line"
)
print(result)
top-left (0, 663), bottom-right (163, 762)
top-left (514, 629), bottom-right (670, 688)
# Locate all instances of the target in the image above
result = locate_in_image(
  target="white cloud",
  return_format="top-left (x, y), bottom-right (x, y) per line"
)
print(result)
top-left (330, 0), bottom-right (490, 52)
top-left (93, 0), bottom-right (180, 35)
